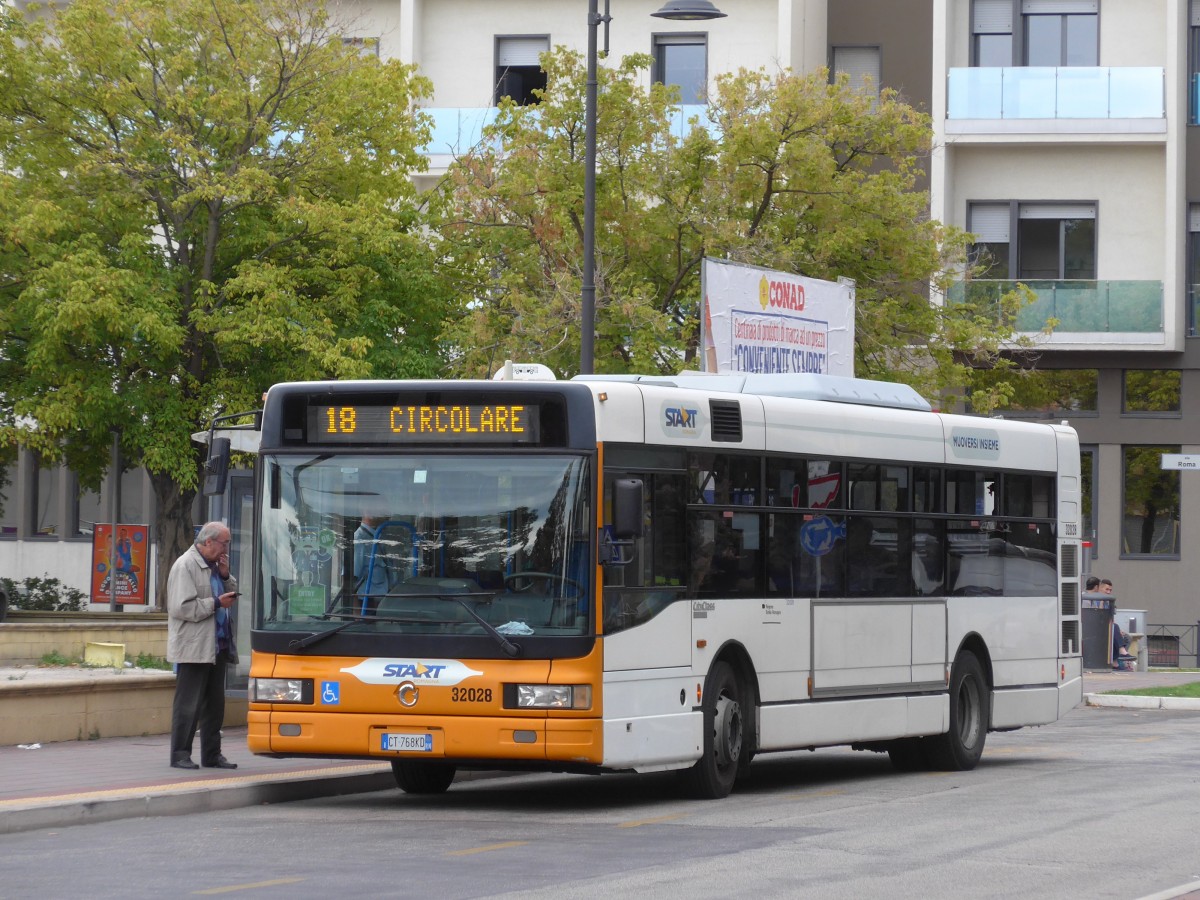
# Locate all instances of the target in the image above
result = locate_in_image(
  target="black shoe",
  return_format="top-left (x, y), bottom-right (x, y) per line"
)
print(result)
top-left (171, 757), bottom-right (199, 770)
top-left (203, 755), bottom-right (237, 769)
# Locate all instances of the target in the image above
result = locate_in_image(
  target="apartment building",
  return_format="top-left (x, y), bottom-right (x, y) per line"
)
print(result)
top-left (4, 0), bottom-right (1197, 633)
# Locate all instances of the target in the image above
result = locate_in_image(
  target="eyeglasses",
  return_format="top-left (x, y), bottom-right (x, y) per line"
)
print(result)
top-left (210, 538), bottom-right (231, 547)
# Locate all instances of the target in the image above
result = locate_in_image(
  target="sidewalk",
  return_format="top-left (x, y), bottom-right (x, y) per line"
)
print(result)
top-left (2, 669), bottom-right (1197, 836)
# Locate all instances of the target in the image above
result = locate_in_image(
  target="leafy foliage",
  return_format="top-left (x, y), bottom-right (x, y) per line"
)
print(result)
top-left (434, 50), bottom-right (1030, 398)
top-left (2, 576), bottom-right (88, 612)
top-left (0, 0), bottom-right (451, 599)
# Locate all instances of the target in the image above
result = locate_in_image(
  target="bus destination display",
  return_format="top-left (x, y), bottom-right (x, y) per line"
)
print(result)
top-left (309, 403), bottom-right (540, 444)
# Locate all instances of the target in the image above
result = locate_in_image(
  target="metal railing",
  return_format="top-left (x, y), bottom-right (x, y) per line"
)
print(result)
top-left (1145, 623), bottom-right (1199, 668)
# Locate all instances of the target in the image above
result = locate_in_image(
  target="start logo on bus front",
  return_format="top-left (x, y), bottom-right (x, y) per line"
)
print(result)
top-left (339, 658), bottom-right (482, 686)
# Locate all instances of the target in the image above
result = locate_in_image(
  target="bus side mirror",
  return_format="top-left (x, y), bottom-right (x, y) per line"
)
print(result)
top-left (612, 479), bottom-right (644, 539)
top-left (203, 437), bottom-right (231, 496)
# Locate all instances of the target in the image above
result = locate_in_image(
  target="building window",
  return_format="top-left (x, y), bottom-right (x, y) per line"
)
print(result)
top-left (968, 202), bottom-right (1095, 280)
top-left (653, 33), bottom-right (707, 104)
top-left (1018, 204), bottom-right (1095, 280)
top-left (1190, 1), bottom-right (1200, 124)
top-left (1080, 445), bottom-right (1096, 557)
top-left (831, 46), bottom-right (881, 100)
top-left (994, 369), bottom-right (1098, 415)
top-left (74, 476), bottom-right (104, 538)
top-left (1122, 446), bottom-right (1180, 557)
top-left (341, 37), bottom-right (380, 58)
top-left (0, 462), bottom-right (16, 537)
top-left (1123, 370), bottom-right (1181, 415)
top-left (1188, 203), bottom-right (1200, 334)
top-left (967, 203), bottom-right (1011, 278)
top-left (120, 468), bottom-right (146, 527)
top-left (972, 0), bottom-right (1098, 67)
top-left (972, 0), bottom-right (1014, 66)
top-left (495, 36), bottom-right (549, 106)
top-left (1024, 2), bottom-right (1098, 67)
top-left (34, 457), bottom-right (59, 536)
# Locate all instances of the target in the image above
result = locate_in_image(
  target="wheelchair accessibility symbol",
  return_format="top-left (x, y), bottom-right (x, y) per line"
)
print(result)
top-left (321, 682), bottom-right (340, 705)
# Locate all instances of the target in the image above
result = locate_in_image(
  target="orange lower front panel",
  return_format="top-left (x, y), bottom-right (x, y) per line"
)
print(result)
top-left (248, 709), bottom-right (603, 765)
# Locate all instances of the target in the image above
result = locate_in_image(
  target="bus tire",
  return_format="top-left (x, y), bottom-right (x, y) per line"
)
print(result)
top-left (680, 661), bottom-right (744, 800)
top-left (886, 738), bottom-right (927, 772)
top-left (924, 650), bottom-right (988, 771)
top-left (390, 759), bottom-right (457, 794)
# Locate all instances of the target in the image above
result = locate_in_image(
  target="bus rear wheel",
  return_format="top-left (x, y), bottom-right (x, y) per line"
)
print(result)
top-left (680, 661), bottom-right (744, 800)
top-left (924, 650), bottom-right (988, 771)
top-left (391, 759), bottom-right (457, 794)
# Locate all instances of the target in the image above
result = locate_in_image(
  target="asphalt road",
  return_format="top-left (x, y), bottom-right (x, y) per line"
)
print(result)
top-left (3, 701), bottom-right (1199, 900)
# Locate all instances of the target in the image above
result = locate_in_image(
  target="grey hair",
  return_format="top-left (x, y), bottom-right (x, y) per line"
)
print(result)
top-left (194, 521), bottom-right (228, 546)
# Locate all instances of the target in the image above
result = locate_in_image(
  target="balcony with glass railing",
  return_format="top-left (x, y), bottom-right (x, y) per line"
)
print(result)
top-left (420, 104), bottom-right (711, 158)
top-left (949, 279), bottom-right (1163, 335)
top-left (947, 67), bottom-right (1164, 122)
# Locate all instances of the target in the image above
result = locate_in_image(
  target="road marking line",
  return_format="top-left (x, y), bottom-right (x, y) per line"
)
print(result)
top-left (618, 813), bottom-right (688, 828)
top-left (447, 841), bottom-right (528, 856)
top-left (193, 877), bottom-right (305, 894)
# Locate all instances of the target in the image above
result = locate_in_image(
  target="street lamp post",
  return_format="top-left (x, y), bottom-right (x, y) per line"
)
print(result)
top-left (578, 0), bottom-right (726, 375)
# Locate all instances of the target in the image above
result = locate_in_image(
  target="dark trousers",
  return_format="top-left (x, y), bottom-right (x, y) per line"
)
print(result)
top-left (170, 661), bottom-right (227, 764)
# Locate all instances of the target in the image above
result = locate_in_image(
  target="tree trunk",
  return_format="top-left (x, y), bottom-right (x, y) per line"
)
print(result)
top-left (150, 470), bottom-right (199, 610)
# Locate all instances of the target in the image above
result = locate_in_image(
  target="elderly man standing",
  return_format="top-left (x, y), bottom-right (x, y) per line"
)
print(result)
top-left (167, 521), bottom-right (239, 770)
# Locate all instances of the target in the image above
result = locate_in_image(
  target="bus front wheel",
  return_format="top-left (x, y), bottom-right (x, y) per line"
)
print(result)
top-left (924, 650), bottom-right (989, 771)
top-left (680, 661), bottom-right (744, 800)
top-left (391, 759), bottom-right (457, 794)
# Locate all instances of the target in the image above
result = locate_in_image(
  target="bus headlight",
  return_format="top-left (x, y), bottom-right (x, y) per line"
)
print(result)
top-left (513, 684), bottom-right (592, 710)
top-left (250, 677), bottom-right (312, 704)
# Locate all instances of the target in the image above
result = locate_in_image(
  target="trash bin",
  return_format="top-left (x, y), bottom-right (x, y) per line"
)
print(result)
top-left (1082, 593), bottom-right (1113, 670)
top-left (1116, 608), bottom-right (1148, 671)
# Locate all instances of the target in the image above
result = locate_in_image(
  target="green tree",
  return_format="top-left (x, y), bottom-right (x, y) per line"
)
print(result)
top-left (0, 0), bottom-right (447, 603)
top-left (434, 50), bottom-right (1026, 398)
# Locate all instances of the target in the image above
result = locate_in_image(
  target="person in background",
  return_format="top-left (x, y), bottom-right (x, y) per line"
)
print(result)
top-left (1101, 578), bottom-right (1134, 666)
top-left (354, 506), bottom-right (395, 611)
top-left (166, 521), bottom-right (239, 770)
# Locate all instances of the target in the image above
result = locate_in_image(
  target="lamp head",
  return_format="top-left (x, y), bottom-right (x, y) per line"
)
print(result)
top-left (651, 0), bottom-right (727, 20)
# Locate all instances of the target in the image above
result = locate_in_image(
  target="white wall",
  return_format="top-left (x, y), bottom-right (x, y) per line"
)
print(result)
top-left (947, 144), bottom-right (1166, 282)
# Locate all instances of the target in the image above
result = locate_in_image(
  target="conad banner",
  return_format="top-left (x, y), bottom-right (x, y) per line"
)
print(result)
top-left (701, 258), bottom-right (855, 376)
top-left (91, 523), bottom-right (150, 605)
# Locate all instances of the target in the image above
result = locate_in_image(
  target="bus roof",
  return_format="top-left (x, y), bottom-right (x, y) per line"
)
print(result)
top-left (573, 372), bottom-right (931, 412)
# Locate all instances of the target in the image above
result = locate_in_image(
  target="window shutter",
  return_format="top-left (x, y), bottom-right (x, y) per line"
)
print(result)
top-left (973, 0), bottom-right (1013, 33)
top-left (832, 46), bottom-right (881, 93)
top-left (1021, 1), bottom-right (1098, 14)
top-left (1019, 203), bottom-right (1096, 219)
top-left (969, 204), bottom-right (1011, 242)
top-left (1189, 204), bottom-right (1200, 233)
top-left (497, 37), bottom-right (549, 67)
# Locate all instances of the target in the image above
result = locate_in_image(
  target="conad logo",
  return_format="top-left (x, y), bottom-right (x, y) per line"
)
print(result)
top-left (758, 274), bottom-right (806, 311)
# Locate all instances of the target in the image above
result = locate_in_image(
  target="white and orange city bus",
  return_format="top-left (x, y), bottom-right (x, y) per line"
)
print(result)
top-left (240, 370), bottom-right (1083, 798)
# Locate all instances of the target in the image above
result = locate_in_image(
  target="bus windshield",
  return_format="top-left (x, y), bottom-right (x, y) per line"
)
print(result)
top-left (256, 453), bottom-right (592, 639)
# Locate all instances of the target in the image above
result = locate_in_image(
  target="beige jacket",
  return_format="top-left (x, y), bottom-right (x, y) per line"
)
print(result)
top-left (166, 545), bottom-right (239, 664)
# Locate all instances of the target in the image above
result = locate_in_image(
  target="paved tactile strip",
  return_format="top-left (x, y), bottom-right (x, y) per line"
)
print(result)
top-left (0, 763), bottom-right (390, 809)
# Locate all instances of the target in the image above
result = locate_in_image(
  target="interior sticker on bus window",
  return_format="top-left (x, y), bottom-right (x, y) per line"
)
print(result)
top-left (339, 658), bottom-right (483, 686)
top-left (800, 516), bottom-right (846, 556)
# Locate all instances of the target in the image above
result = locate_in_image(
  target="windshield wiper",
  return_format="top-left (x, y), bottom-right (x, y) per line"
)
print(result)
top-left (287, 596), bottom-right (522, 658)
top-left (289, 613), bottom-right (374, 650)
top-left (438, 595), bottom-right (522, 658)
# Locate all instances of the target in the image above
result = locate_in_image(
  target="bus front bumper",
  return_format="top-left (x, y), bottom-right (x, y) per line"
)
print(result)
top-left (248, 709), bottom-right (603, 766)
